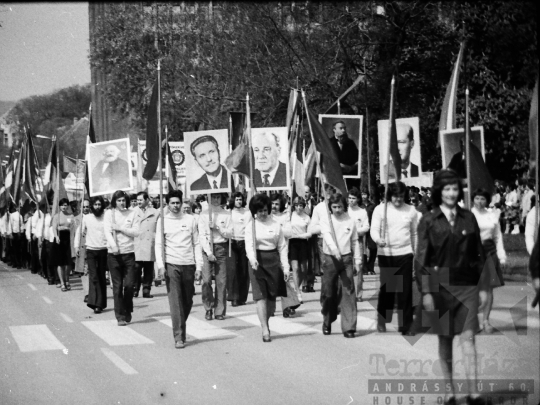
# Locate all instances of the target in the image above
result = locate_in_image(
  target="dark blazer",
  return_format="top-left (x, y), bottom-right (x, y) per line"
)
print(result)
top-left (254, 161), bottom-right (287, 188)
top-left (190, 165), bottom-right (228, 191)
top-left (91, 158), bottom-right (130, 193)
top-left (384, 161), bottom-right (419, 179)
top-left (414, 206), bottom-right (485, 292)
top-left (530, 225), bottom-right (539, 280)
top-left (330, 136), bottom-right (359, 172)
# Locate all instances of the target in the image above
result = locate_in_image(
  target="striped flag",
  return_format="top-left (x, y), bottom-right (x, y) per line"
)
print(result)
top-left (439, 42), bottom-right (466, 146)
top-left (285, 90), bottom-right (304, 198)
top-left (22, 125), bottom-right (41, 204)
top-left (166, 142), bottom-right (177, 191)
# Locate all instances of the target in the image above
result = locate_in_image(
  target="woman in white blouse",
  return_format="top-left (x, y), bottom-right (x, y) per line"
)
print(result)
top-left (246, 194), bottom-right (289, 342)
top-left (471, 188), bottom-right (507, 334)
top-left (288, 197), bottom-right (311, 311)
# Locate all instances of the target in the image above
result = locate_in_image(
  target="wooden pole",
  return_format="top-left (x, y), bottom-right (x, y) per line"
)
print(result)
top-left (207, 193), bottom-right (214, 253)
top-left (365, 57), bottom-right (372, 199)
top-left (246, 94), bottom-right (257, 261)
top-left (382, 76), bottom-right (396, 242)
top-left (465, 87), bottom-right (472, 210)
top-left (157, 60), bottom-right (165, 267)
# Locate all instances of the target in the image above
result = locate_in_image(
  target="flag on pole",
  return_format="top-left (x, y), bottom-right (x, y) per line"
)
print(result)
top-left (84, 106), bottom-right (96, 197)
top-left (42, 139), bottom-right (68, 216)
top-left (1, 146), bottom-right (16, 214)
top-left (22, 126), bottom-right (41, 204)
top-left (0, 148), bottom-right (10, 215)
top-left (285, 90), bottom-right (304, 198)
top-left (304, 103), bottom-right (347, 196)
top-left (11, 138), bottom-right (25, 206)
top-left (439, 42), bottom-right (466, 146)
top-left (529, 77), bottom-right (538, 178)
top-left (143, 81), bottom-right (159, 181)
top-left (224, 127), bottom-right (251, 177)
top-left (166, 142), bottom-right (177, 191)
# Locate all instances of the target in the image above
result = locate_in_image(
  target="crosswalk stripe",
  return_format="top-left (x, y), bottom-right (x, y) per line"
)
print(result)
top-left (27, 283), bottom-right (37, 291)
top-left (15, 275), bottom-right (24, 279)
top-left (59, 313), bottom-right (74, 323)
top-left (236, 314), bottom-right (321, 335)
top-left (156, 317), bottom-right (238, 340)
top-left (101, 348), bottom-right (138, 375)
top-left (42, 296), bottom-right (52, 304)
top-left (82, 320), bottom-right (154, 346)
top-left (9, 325), bottom-right (66, 352)
top-left (302, 311), bottom-right (397, 332)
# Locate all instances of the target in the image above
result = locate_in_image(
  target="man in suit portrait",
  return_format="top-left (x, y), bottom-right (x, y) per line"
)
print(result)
top-left (91, 144), bottom-right (131, 194)
top-left (384, 123), bottom-right (419, 179)
top-left (447, 137), bottom-right (467, 179)
top-left (252, 131), bottom-right (287, 188)
top-left (190, 135), bottom-right (228, 191)
top-left (329, 120), bottom-right (359, 175)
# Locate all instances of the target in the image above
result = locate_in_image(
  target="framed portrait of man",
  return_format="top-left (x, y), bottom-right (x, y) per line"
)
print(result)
top-left (250, 127), bottom-right (290, 191)
top-left (378, 117), bottom-right (422, 183)
top-left (87, 138), bottom-right (133, 196)
top-left (184, 129), bottom-right (231, 195)
top-left (441, 126), bottom-right (485, 177)
top-left (318, 114), bottom-right (363, 178)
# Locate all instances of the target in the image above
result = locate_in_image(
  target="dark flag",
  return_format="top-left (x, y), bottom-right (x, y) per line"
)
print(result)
top-left (468, 141), bottom-right (494, 195)
top-left (143, 82), bottom-right (159, 181)
top-left (166, 142), bottom-right (177, 191)
top-left (224, 127), bottom-right (251, 177)
top-left (11, 139), bottom-right (25, 206)
top-left (84, 105), bottom-right (96, 197)
top-left (529, 77), bottom-right (538, 178)
top-left (22, 126), bottom-right (41, 205)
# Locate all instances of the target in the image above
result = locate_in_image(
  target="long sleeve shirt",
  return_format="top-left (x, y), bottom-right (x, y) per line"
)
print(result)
top-left (198, 205), bottom-right (233, 255)
top-left (74, 214), bottom-right (107, 251)
top-left (0, 214), bottom-right (5, 236)
top-left (370, 203), bottom-right (418, 257)
top-left (104, 208), bottom-right (140, 254)
top-left (155, 211), bottom-right (203, 271)
top-left (289, 211), bottom-right (311, 239)
top-left (245, 218), bottom-right (290, 273)
top-left (272, 212), bottom-right (292, 239)
top-left (34, 213), bottom-right (52, 242)
top-left (525, 206), bottom-right (537, 255)
top-left (307, 201), bottom-right (329, 237)
top-left (348, 206), bottom-right (370, 237)
top-left (230, 207), bottom-right (248, 240)
top-left (321, 213), bottom-right (362, 261)
top-left (472, 207), bottom-right (506, 263)
top-left (9, 212), bottom-right (23, 234)
top-left (31, 212), bottom-right (42, 236)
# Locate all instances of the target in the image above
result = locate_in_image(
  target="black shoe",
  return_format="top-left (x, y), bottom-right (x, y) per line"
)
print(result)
top-left (125, 313), bottom-right (132, 323)
top-left (444, 397), bottom-right (457, 405)
top-left (402, 330), bottom-right (415, 336)
top-left (117, 320), bottom-right (127, 326)
top-left (377, 323), bottom-right (386, 333)
top-left (301, 286), bottom-right (308, 293)
top-left (215, 315), bottom-right (225, 320)
top-left (466, 396), bottom-right (491, 405)
top-left (343, 331), bottom-right (356, 338)
top-left (283, 308), bottom-right (291, 318)
top-left (205, 310), bottom-right (213, 320)
top-left (175, 340), bottom-right (185, 349)
top-left (289, 308), bottom-right (296, 315)
top-left (142, 293), bottom-right (153, 298)
top-left (238, 301), bottom-right (246, 306)
top-left (133, 292), bottom-right (139, 298)
top-left (322, 325), bottom-right (331, 335)
top-left (84, 295), bottom-right (88, 303)
top-left (94, 307), bottom-right (102, 314)
top-left (262, 334), bottom-right (271, 343)
top-left (231, 300), bottom-right (239, 307)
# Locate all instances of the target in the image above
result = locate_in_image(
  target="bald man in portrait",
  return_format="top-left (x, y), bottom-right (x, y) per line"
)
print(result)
top-left (91, 144), bottom-right (131, 194)
top-left (252, 131), bottom-right (287, 188)
top-left (383, 123), bottom-right (419, 180)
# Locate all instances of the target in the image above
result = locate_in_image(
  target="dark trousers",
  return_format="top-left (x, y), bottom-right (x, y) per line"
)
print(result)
top-left (134, 261), bottom-right (154, 295)
top-left (202, 242), bottom-right (228, 316)
top-left (108, 253), bottom-right (136, 321)
top-left (377, 254), bottom-right (414, 332)
top-left (10, 234), bottom-right (22, 268)
top-left (363, 246), bottom-right (377, 274)
top-left (42, 240), bottom-right (58, 283)
top-left (165, 263), bottom-right (196, 343)
top-left (320, 253), bottom-right (357, 333)
top-left (226, 240), bottom-right (250, 303)
top-left (87, 249), bottom-right (108, 310)
top-left (31, 238), bottom-right (41, 274)
top-left (305, 236), bottom-right (320, 286)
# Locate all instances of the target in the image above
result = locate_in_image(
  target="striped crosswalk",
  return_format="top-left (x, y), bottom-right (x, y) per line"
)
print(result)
top-left (82, 320), bottom-right (154, 346)
top-left (9, 325), bottom-right (67, 352)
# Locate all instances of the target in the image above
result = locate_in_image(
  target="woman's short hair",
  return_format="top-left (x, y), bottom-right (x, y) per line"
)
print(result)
top-left (110, 190), bottom-right (130, 208)
top-left (348, 187), bottom-right (362, 204)
top-left (431, 170), bottom-right (464, 206)
top-left (59, 198), bottom-right (69, 206)
top-left (292, 196), bottom-right (306, 207)
top-left (249, 193), bottom-right (272, 217)
top-left (386, 181), bottom-right (407, 200)
top-left (227, 192), bottom-right (246, 209)
top-left (471, 188), bottom-right (492, 205)
top-left (191, 202), bottom-right (202, 212)
top-left (328, 193), bottom-right (348, 213)
top-left (270, 192), bottom-right (286, 213)
top-left (166, 190), bottom-right (183, 204)
top-left (90, 196), bottom-right (105, 215)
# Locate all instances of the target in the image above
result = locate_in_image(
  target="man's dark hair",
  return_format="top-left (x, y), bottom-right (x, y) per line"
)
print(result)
top-left (249, 193), bottom-right (272, 217)
top-left (332, 120), bottom-right (346, 130)
top-left (166, 189), bottom-right (183, 204)
top-left (190, 135), bottom-right (220, 157)
top-left (471, 188), bottom-right (492, 205)
top-left (292, 196), bottom-right (306, 207)
top-left (59, 198), bottom-right (70, 206)
top-left (227, 191), bottom-right (246, 209)
top-left (431, 170), bottom-right (464, 206)
top-left (110, 190), bottom-right (130, 208)
top-left (386, 181), bottom-right (407, 200)
top-left (90, 196), bottom-right (105, 216)
top-left (137, 191), bottom-right (149, 200)
top-left (270, 192), bottom-right (286, 213)
top-left (129, 193), bottom-right (137, 201)
top-left (328, 193), bottom-right (348, 213)
top-left (348, 187), bottom-right (362, 204)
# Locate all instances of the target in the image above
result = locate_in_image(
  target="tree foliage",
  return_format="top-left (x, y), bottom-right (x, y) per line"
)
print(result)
top-left (89, 1), bottom-right (537, 183)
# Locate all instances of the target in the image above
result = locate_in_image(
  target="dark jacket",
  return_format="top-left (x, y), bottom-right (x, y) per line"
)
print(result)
top-left (330, 136), bottom-right (359, 172)
top-left (254, 161), bottom-right (287, 188)
top-left (190, 165), bottom-right (228, 191)
top-left (414, 206), bottom-right (485, 292)
top-left (361, 201), bottom-right (377, 250)
top-left (530, 225), bottom-right (539, 280)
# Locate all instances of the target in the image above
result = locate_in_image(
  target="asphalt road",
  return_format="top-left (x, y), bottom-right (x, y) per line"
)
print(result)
top-left (1, 262), bottom-right (538, 405)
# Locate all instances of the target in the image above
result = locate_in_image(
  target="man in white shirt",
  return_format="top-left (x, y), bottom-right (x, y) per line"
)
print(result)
top-left (521, 181), bottom-right (534, 226)
top-left (8, 203), bottom-right (23, 269)
top-left (347, 188), bottom-right (369, 302)
top-left (525, 198), bottom-right (537, 255)
top-left (156, 190), bottom-right (203, 349)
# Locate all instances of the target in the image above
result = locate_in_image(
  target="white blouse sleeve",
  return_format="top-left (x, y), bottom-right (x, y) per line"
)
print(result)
top-left (276, 223), bottom-right (290, 273)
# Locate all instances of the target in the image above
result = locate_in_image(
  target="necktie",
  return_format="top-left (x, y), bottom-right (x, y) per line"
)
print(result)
top-left (213, 180), bottom-right (218, 189)
top-left (402, 170), bottom-right (408, 178)
top-left (263, 174), bottom-right (270, 187)
top-left (449, 211), bottom-right (455, 227)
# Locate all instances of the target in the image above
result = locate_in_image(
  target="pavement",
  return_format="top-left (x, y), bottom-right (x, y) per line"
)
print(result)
top-left (1, 262), bottom-right (538, 405)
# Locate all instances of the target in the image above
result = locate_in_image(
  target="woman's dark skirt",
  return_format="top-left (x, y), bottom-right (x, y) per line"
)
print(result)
top-left (482, 239), bottom-right (505, 288)
top-left (53, 230), bottom-right (72, 267)
top-left (288, 238), bottom-right (309, 262)
top-left (249, 249), bottom-right (287, 301)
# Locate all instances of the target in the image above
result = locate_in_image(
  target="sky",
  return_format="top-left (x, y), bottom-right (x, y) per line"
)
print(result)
top-left (0, 2), bottom-right (90, 102)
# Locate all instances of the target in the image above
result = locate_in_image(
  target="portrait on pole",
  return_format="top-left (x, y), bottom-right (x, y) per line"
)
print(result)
top-left (87, 138), bottom-right (133, 196)
top-left (441, 126), bottom-right (486, 177)
top-left (319, 115), bottom-right (363, 178)
top-left (184, 129), bottom-right (231, 194)
top-left (378, 117), bottom-right (422, 182)
top-left (250, 127), bottom-right (290, 191)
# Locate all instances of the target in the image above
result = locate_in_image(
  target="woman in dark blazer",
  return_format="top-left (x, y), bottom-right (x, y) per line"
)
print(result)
top-left (414, 170), bottom-right (488, 405)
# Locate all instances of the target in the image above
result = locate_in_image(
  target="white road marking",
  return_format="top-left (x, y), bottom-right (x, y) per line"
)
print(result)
top-left (16, 275), bottom-right (24, 279)
top-left (101, 348), bottom-right (138, 375)
top-left (9, 325), bottom-right (66, 352)
top-left (42, 296), bottom-right (52, 304)
top-left (82, 320), bottom-right (154, 346)
top-left (237, 314), bottom-right (321, 335)
top-left (302, 311), bottom-right (397, 332)
top-left (59, 313), bottom-right (73, 323)
top-left (27, 283), bottom-right (37, 291)
top-left (157, 317), bottom-right (238, 340)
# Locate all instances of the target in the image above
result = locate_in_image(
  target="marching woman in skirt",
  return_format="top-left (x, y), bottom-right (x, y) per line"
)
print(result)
top-left (246, 193), bottom-right (289, 342)
top-left (51, 198), bottom-right (74, 291)
top-left (471, 188), bottom-right (507, 334)
top-left (415, 170), bottom-right (487, 405)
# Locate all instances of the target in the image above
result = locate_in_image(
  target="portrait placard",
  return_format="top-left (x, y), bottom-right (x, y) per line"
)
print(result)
top-left (250, 127), bottom-right (290, 191)
top-left (168, 141), bottom-right (186, 179)
top-left (318, 115), bottom-right (363, 178)
top-left (377, 117), bottom-right (421, 183)
top-left (87, 138), bottom-right (133, 196)
top-left (440, 126), bottom-right (485, 169)
top-left (184, 129), bottom-right (231, 195)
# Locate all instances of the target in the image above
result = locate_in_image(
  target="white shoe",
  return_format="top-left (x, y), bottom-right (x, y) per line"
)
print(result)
top-left (511, 228), bottom-right (520, 235)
